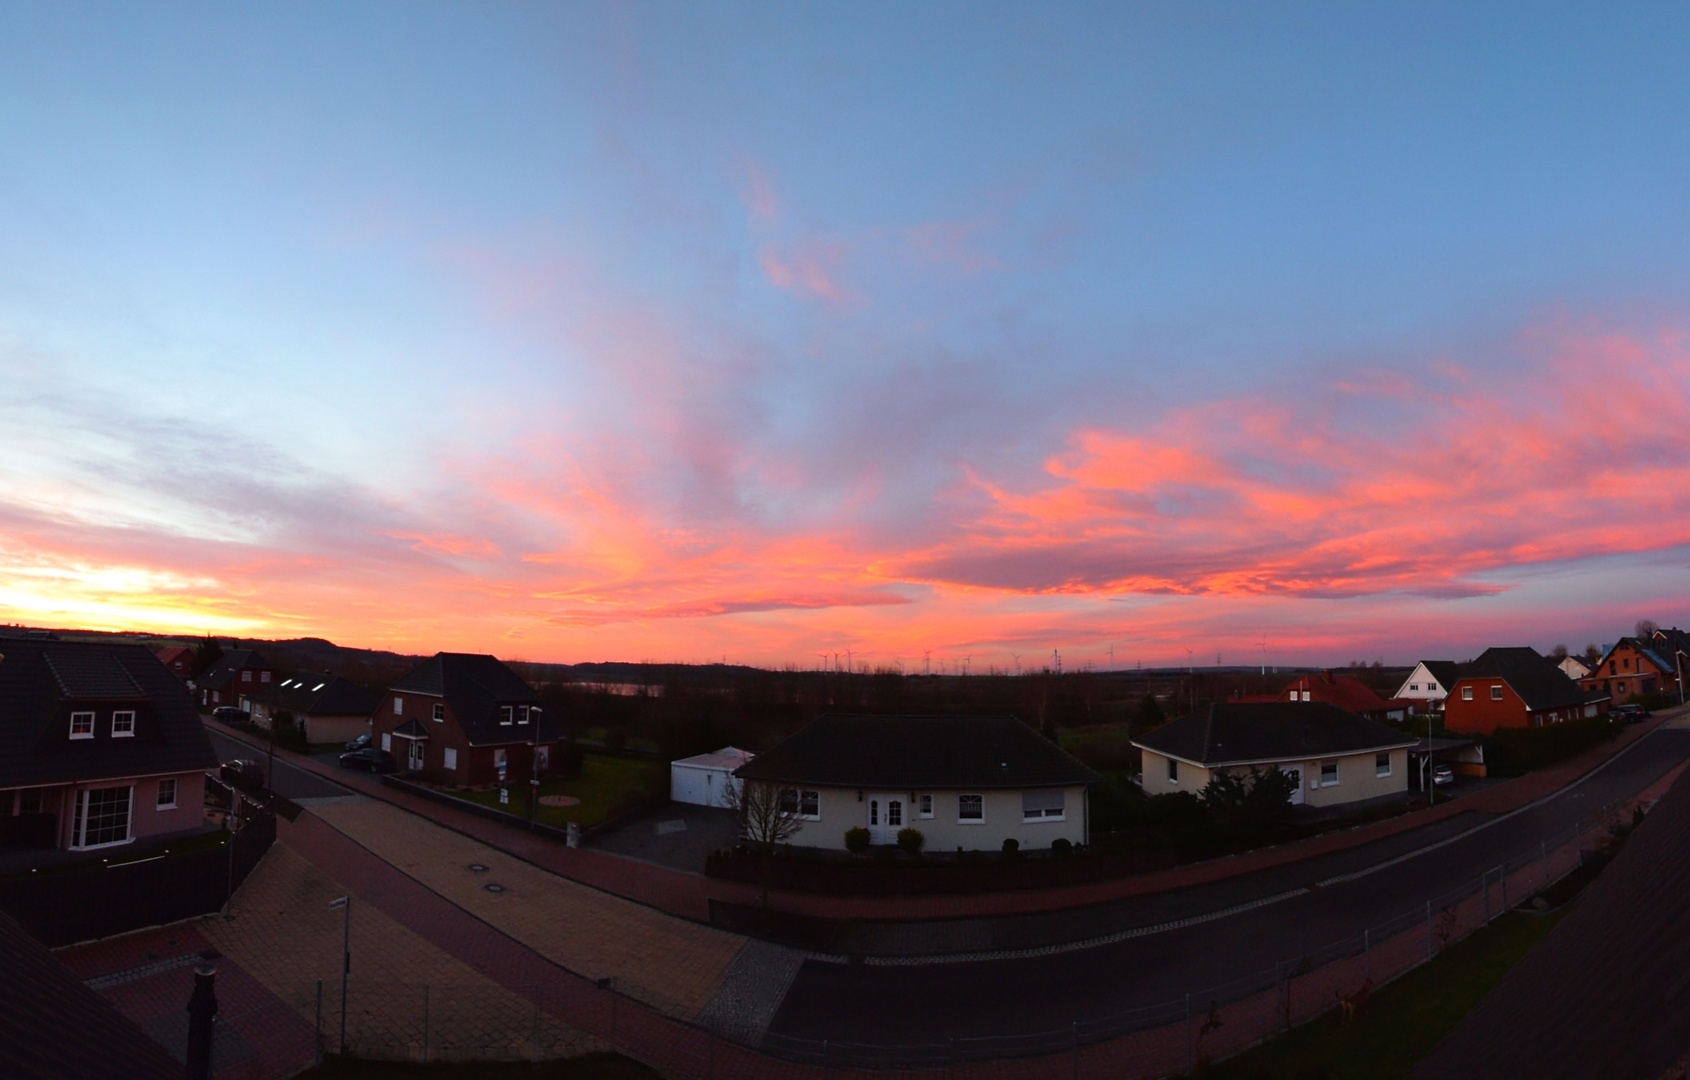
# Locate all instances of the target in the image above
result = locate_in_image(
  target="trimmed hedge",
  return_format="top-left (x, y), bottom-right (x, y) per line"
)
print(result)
top-left (1487, 717), bottom-right (1616, 775)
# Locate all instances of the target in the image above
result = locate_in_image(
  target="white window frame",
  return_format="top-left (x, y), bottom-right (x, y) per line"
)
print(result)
top-left (918, 794), bottom-right (933, 819)
top-left (392, 696), bottom-right (404, 715)
top-left (1490, 685), bottom-right (1503, 701)
top-left (779, 788), bottom-right (821, 821)
top-left (1022, 790), bottom-right (1066, 822)
top-left (443, 747), bottom-right (458, 771)
top-left (260, 671), bottom-right (271, 683)
top-left (157, 776), bottom-right (178, 809)
top-left (1461, 686), bottom-right (1474, 701)
top-left (241, 670), bottom-right (252, 683)
top-left (958, 794), bottom-right (984, 823)
top-left (1167, 756), bottom-right (1179, 784)
top-left (69, 711), bottom-right (95, 740)
top-left (500, 705), bottom-right (513, 726)
top-left (71, 785), bottom-right (134, 850)
top-left (517, 705), bottom-right (530, 725)
top-left (1375, 752), bottom-right (1392, 778)
top-left (380, 732), bottom-right (392, 752)
top-left (1319, 761), bottom-right (1340, 787)
top-left (432, 702), bottom-right (445, 722)
top-left (112, 710), bottom-right (136, 738)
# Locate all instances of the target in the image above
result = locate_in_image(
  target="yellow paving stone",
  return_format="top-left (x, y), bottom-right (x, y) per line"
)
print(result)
top-left (307, 798), bottom-right (748, 1015)
top-left (202, 842), bottom-right (605, 1060)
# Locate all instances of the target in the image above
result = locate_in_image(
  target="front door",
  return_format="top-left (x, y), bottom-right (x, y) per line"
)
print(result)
top-left (1284, 767), bottom-right (1305, 805)
top-left (407, 739), bottom-right (425, 772)
top-left (868, 794), bottom-right (904, 845)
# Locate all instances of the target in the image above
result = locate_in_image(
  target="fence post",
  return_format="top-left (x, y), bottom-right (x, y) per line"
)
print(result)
top-left (1184, 993), bottom-right (1192, 1074)
top-left (1364, 928), bottom-right (1371, 980)
top-left (1426, 900), bottom-right (1433, 959)
top-left (421, 984), bottom-right (428, 1062)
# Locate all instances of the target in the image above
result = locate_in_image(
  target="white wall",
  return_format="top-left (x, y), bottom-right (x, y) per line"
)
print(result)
top-left (778, 785), bottom-right (1088, 851)
top-left (671, 764), bottom-right (740, 808)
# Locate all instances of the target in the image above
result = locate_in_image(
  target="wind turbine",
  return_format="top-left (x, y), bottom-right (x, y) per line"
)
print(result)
top-left (1259, 635), bottom-right (1268, 676)
top-left (1011, 652), bottom-right (1021, 676)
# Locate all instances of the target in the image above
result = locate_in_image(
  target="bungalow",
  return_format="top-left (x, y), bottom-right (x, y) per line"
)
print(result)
top-left (1282, 671), bottom-right (1394, 720)
top-left (1134, 701), bottom-right (1416, 809)
top-left (193, 648), bottom-right (275, 710)
top-left (0, 639), bottom-right (218, 852)
top-left (1579, 637), bottom-right (1680, 704)
top-left (373, 653), bottom-right (561, 787)
top-left (249, 673), bottom-right (379, 746)
top-left (1394, 661), bottom-right (1461, 710)
top-left (1445, 647), bottom-right (1607, 735)
top-left (732, 715), bottom-right (1098, 851)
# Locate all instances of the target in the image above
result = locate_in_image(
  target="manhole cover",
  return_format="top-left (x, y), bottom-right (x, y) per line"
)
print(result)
top-left (484, 883), bottom-right (507, 894)
top-left (468, 863), bottom-right (489, 873)
top-left (538, 795), bottom-right (581, 807)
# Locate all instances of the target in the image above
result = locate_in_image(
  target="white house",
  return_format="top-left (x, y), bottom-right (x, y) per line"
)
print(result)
top-left (1394, 661), bottom-right (1461, 710)
top-left (670, 746), bottom-right (755, 808)
top-left (1558, 655), bottom-right (1593, 682)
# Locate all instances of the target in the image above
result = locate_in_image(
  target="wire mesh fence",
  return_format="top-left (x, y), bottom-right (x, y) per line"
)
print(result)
top-left (209, 799), bottom-right (1630, 1079)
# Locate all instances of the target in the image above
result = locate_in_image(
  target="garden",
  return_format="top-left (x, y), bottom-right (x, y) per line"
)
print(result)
top-left (447, 753), bottom-right (667, 831)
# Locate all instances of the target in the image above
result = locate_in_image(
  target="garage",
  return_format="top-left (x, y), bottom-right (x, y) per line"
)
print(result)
top-left (669, 747), bottom-right (754, 808)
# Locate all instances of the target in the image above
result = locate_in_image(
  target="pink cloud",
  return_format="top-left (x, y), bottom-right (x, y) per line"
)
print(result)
top-left (759, 241), bottom-right (856, 303)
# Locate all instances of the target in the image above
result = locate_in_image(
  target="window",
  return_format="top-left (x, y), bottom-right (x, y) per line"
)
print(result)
top-left (500, 706), bottom-right (513, 725)
top-left (71, 786), bottom-right (133, 848)
top-left (918, 794), bottom-right (933, 819)
top-left (70, 712), bottom-right (94, 739)
top-left (393, 696), bottom-right (403, 715)
top-left (1302, 690), bottom-right (1311, 701)
top-left (887, 800), bottom-right (902, 827)
top-left (260, 671), bottom-right (271, 683)
top-left (381, 733), bottom-right (391, 752)
top-left (241, 670), bottom-right (252, 683)
top-left (1167, 756), bottom-right (1179, 783)
top-left (1617, 681), bottom-right (1626, 695)
top-left (1023, 790), bottom-right (1066, 820)
top-left (1490, 685), bottom-right (1503, 701)
top-left (1461, 686), bottom-right (1474, 701)
top-left (444, 748), bottom-right (458, 771)
top-left (494, 748), bottom-right (508, 772)
top-left (157, 777), bottom-right (177, 809)
top-left (958, 794), bottom-right (984, 822)
top-left (112, 711), bottom-right (135, 738)
top-left (517, 705), bottom-right (530, 725)
top-left (1409, 683), bottom-right (1419, 692)
top-left (1320, 761), bottom-right (1340, 786)
top-left (1375, 753), bottom-right (1392, 778)
top-left (432, 702), bottom-right (445, 722)
top-left (778, 788), bottom-right (820, 820)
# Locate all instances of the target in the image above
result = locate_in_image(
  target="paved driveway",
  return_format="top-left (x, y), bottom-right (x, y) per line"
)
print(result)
top-left (591, 803), bottom-right (742, 873)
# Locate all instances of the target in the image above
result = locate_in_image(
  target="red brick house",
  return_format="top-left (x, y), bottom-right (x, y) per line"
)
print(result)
top-left (153, 646), bottom-right (193, 680)
top-left (1579, 637), bottom-right (1681, 703)
top-left (0, 640), bottom-right (218, 852)
top-left (1445, 647), bottom-right (1608, 734)
top-left (1281, 671), bottom-right (1393, 720)
top-left (192, 648), bottom-right (276, 710)
top-left (373, 653), bottom-right (563, 787)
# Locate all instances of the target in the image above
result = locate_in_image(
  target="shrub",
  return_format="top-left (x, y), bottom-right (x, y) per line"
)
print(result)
top-left (1001, 837), bottom-right (1020, 854)
top-left (1487, 718), bottom-right (1613, 775)
top-left (897, 827), bottom-right (925, 853)
top-left (1200, 766), bottom-right (1298, 838)
top-left (844, 827), bottom-right (871, 854)
top-left (1050, 837), bottom-right (1073, 855)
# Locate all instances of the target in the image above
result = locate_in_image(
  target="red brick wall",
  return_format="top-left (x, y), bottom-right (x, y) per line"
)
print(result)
top-left (373, 692), bottom-right (554, 787)
top-left (1444, 678), bottom-right (1532, 734)
top-left (1581, 642), bottom-right (1674, 701)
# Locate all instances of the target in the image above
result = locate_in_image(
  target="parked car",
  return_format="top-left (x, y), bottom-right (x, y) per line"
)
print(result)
top-left (1431, 764), bottom-right (1455, 787)
top-left (344, 733), bottom-right (372, 753)
top-left (212, 706), bottom-right (251, 725)
top-left (339, 746), bottom-right (396, 773)
top-left (219, 759), bottom-right (266, 791)
top-left (1613, 704), bottom-right (1651, 723)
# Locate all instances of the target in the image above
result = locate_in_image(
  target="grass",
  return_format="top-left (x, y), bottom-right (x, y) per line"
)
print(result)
top-left (451, 754), bottom-right (662, 829)
top-left (295, 1052), bottom-right (663, 1079)
top-left (1201, 909), bottom-right (1566, 1079)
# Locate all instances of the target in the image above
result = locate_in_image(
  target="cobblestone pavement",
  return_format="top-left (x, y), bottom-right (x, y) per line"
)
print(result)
top-left (306, 797), bottom-right (749, 1015)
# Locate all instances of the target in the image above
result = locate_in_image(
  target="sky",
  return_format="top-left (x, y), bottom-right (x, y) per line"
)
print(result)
top-left (2, 2), bottom-right (1690, 671)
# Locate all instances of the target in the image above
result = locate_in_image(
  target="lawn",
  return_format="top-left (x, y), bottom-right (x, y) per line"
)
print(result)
top-left (295, 1052), bottom-right (663, 1079)
top-left (452, 754), bottom-right (663, 829)
top-left (1202, 909), bottom-right (1565, 1079)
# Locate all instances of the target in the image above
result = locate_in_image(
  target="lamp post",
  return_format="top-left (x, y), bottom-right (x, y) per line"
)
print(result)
top-left (329, 896), bottom-right (350, 1056)
top-left (529, 704), bottom-right (541, 831)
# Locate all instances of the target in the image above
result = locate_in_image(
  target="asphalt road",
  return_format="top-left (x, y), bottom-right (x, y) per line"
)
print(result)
top-left (207, 728), bottom-right (358, 801)
top-left (767, 725), bottom-right (1690, 1046)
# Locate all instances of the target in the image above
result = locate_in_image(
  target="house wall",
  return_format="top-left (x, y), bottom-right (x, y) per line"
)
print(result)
top-left (672, 764), bottom-right (739, 808)
top-left (1395, 664), bottom-right (1449, 702)
top-left (778, 785), bottom-right (1088, 851)
top-left (1581, 643), bottom-right (1674, 702)
top-left (373, 691), bottom-right (554, 787)
top-left (1140, 750), bottom-right (1213, 798)
top-left (1138, 749), bottom-right (1408, 808)
top-left (51, 772), bottom-right (208, 849)
top-left (1444, 679), bottom-right (1531, 734)
top-left (300, 714), bottom-right (368, 746)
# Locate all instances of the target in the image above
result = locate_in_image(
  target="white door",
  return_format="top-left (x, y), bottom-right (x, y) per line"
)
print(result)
top-left (868, 794), bottom-right (904, 845)
top-left (1284, 767), bottom-right (1305, 805)
top-left (408, 739), bottom-right (425, 771)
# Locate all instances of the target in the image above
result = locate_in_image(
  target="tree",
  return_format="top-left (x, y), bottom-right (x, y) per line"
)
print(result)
top-left (1550, 644), bottom-right (1569, 661)
top-left (1131, 694), bottom-right (1166, 736)
top-left (1200, 767), bottom-right (1298, 837)
top-left (1637, 619), bottom-right (1660, 639)
top-left (727, 778), bottom-right (802, 849)
top-left (1583, 643), bottom-right (1603, 666)
top-left (190, 636), bottom-right (225, 679)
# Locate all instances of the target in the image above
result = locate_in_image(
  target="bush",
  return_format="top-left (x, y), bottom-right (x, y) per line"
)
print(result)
top-left (1001, 837), bottom-right (1019, 854)
top-left (844, 827), bottom-right (871, 854)
top-left (1487, 718), bottom-right (1614, 775)
top-left (897, 827), bottom-right (925, 853)
top-left (1200, 767), bottom-right (1298, 838)
top-left (1050, 837), bottom-right (1073, 855)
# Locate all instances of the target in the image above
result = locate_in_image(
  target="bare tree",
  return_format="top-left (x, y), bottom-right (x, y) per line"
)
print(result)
top-left (1583, 643), bottom-right (1603, 666)
top-left (1637, 619), bottom-right (1660, 639)
top-left (1550, 644), bottom-right (1569, 661)
top-left (728, 778), bottom-right (802, 849)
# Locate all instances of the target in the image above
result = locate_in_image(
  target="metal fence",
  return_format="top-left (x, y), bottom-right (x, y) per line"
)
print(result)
top-left (198, 799), bottom-right (1632, 1080)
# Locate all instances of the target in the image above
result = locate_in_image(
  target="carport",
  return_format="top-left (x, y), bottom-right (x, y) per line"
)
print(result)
top-left (1409, 735), bottom-right (1485, 791)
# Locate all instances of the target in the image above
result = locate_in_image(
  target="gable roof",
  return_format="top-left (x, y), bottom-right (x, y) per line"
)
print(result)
top-left (735, 715), bottom-right (1098, 790)
top-left (1283, 672), bottom-right (1391, 713)
top-left (388, 653), bottom-right (553, 746)
top-left (0, 640), bottom-right (219, 789)
top-left (153, 645), bottom-right (193, 671)
top-left (0, 909), bottom-right (180, 1080)
top-left (255, 673), bottom-right (378, 718)
top-left (1457, 647), bottom-right (1598, 712)
top-left (194, 647), bottom-right (270, 690)
top-left (1417, 661), bottom-right (1460, 689)
top-left (673, 746), bottom-right (755, 771)
top-left (1133, 701), bottom-right (1417, 767)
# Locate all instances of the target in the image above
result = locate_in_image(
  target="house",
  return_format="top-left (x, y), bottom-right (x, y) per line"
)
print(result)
top-left (1394, 661), bottom-right (1461, 709)
top-left (1445, 647), bottom-right (1607, 734)
top-left (732, 715), bottom-right (1097, 851)
top-left (249, 673), bottom-right (380, 746)
top-left (373, 653), bottom-right (561, 786)
top-left (670, 746), bottom-right (754, 808)
top-left (1579, 637), bottom-right (1680, 704)
top-left (0, 639), bottom-right (218, 852)
top-left (1650, 627), bottom-right (1690, 701)
top-left (1557, 654), bottom-right (1592, 682)
top-left (192, 648), bottom-right (276, 710)
top-left (153, 645), bottom-right (194, 680)
top-left (1281, 671), bottom-right (1395, 720)
top-left (1133, 701), bottom-right (1417, 808)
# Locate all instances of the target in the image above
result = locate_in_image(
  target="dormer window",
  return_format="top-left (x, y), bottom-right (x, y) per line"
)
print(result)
top-left (517, 705), bottom-right (530, 725)
top-left (241, 671), bottom-right (253, 683)
top-left (112, 711), bottom-right (135, 737)
top-left (70, 712), bottom-right (95, 739)
top-left (501, 706), bottom-right (513, 725)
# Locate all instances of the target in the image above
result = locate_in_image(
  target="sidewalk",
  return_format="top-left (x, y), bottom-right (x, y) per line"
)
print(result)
top-left (207, 709), bottom-right (1682, 924)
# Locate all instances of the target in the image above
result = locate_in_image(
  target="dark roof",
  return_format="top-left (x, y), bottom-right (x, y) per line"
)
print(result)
top-left (388, 653), bottom-right (553, 746)
top-left (734, 714), bottom-right (1098, 790)
top-left (255, 673), bottom-right (378, 718)
top-left (1418, 661), bottom-right (1460, 689)
top-left (1654, 626), bottom-right (1690, 658)
top-left (194, 647), bottom-right (270, 690)
top-left (1133, 702), bottom-right (1417, 766)
top-left (1411, 764), bottom-right (1690, 1080)
top-left (0, 909), bottom-right (180, 1080)
top-left (1284, 672), bottom-right (1391, 713)
top-left (0, 640), bottom-right (219, 788)
top-left (1457, 647), bottom-right (1596, 711)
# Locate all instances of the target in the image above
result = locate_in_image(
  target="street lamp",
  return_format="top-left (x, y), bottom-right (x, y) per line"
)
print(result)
top-left (329, 895), bottom-right (350, 1056)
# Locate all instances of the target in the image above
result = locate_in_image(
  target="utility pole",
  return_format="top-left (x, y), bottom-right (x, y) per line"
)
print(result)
top-left (330, 896), bottom-right (351, 1056)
